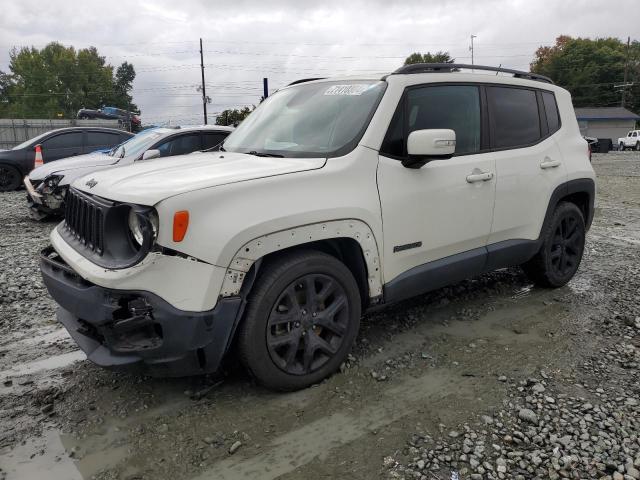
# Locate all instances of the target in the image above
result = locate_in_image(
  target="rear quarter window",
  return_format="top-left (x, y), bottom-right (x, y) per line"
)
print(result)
top-left (541, 91), bottom-right (560, 134)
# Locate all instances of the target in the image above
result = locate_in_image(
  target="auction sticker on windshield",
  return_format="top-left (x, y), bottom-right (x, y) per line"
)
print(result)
top-left (324, 84), bottom-right (372, 96)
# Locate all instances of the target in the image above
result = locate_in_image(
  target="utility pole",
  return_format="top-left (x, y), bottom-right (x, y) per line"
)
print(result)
top-left (622, 36), bottom-right (630, 108)
top-left (470, 35), bottom-right (477, 66)
top-left (199, 38), bottom-right (208, 125)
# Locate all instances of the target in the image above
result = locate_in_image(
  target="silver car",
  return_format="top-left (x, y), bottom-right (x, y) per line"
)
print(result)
top-left (25, 125), bottom-right (232, 219)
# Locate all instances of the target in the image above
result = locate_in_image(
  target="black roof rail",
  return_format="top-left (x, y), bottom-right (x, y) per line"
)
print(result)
top-left (389, 63), bottom-right (553, 84)
top-left (287, 77), bottom-right (326, 86)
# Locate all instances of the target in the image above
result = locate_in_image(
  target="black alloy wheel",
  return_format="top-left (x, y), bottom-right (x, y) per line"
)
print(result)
top-left (522, 202), bottom-right (586, 288)
top-left (266, 274), bottom-right (349, 375)
top-left (238, 250), bottom-right (361, 391)
top-left (0, 165), bottom-right (21, 192)
top-left (549, 214), bottom-right (583, 277)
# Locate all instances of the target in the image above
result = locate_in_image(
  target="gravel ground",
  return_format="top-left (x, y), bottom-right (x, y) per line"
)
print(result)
top-left (0, 152), bottom-right (638, 480)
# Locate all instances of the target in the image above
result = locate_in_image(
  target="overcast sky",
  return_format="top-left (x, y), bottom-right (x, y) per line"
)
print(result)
top-left (0, 0), bottom-right (637, 124)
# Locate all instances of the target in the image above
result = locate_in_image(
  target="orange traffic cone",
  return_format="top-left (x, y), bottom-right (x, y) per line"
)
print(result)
top-left (34, 144), bottom-right (43, 167)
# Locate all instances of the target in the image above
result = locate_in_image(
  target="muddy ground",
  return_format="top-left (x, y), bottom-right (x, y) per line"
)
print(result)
top-left (0, 152), bottom-right (638, 480)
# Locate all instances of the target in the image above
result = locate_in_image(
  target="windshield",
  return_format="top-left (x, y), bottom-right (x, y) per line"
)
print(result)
top-left (110, 128), bottom-right (168, 159)
top-left (12, 131), bottom-right (51, 150)
top-left (223, 80), bottom-right (386, 158)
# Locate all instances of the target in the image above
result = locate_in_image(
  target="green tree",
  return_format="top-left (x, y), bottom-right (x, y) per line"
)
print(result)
top-left (404, 51), bottom-right (455, 65)
top-left (531, 36), bottom-right (640, 113)
top-left (215, 106), bottom-right (253, 126)
top-left (113, 62), bottom-right (137, 111)
top-left (0, 42), bottom-right (139, 119)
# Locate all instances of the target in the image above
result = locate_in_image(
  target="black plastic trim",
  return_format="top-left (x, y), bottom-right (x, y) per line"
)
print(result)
top-left (385, 247), bottom-right (487, 303)
top-left (389, 63), bottom-right (553, 84)
top-left (40, 248), bottom-right (243, 377)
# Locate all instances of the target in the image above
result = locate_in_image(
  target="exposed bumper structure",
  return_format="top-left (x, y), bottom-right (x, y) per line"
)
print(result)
top-left (24, 176), bottom-right (66, 218)
top-left (40, 247), bottom-right (243, 376)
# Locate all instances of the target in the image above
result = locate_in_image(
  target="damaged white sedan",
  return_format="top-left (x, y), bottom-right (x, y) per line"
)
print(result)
top-left (25, 125), bottom-right (232, 220)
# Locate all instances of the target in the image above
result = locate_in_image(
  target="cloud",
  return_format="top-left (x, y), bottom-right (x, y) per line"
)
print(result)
top-left (0, 0), bottom-right (637, 124)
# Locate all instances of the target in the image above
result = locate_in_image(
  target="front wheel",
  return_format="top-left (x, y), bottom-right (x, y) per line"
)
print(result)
top-left (0, 164), bottom-right (21, 192)
top-left (238, 250), bottom-right (361, 391)
top-left (523, 202), bottom-right (586, 288)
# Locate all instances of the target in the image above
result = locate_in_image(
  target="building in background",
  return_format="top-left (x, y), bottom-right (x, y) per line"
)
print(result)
top-left (575, 107), bottom-right (640, 150)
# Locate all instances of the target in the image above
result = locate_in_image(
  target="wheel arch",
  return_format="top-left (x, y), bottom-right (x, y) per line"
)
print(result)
top-left (219, 220), bottom-right (383, 309)
top-left (543, 178), bottom-right (595, 233)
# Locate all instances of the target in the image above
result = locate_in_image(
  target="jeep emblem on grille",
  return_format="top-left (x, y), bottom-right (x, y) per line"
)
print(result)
top-left (85, 178), bottom-right (98, 188)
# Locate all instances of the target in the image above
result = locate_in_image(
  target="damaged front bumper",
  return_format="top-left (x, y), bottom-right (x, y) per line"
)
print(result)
top-left (24, 176), bottom-right (66, 218)
top-left (40, 247), bottom-right (244, 377)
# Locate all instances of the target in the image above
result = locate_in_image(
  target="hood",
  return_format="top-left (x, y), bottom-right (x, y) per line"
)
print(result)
top-left (29, 152), bottom-right (118, 181)
top-left (73, 151), bottom-right (326, 205)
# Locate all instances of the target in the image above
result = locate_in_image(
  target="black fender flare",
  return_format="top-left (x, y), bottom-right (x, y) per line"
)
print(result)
top-left (542, 178), bottom-right (596, 232)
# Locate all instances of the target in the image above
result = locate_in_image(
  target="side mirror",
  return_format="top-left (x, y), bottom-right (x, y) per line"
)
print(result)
top-left (403, 129), bottom-right (456, 168)
top-left (141, 149), bottom-right (161, 160)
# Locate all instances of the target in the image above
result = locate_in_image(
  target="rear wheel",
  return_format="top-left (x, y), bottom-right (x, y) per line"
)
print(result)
top-left (523, 202), bottom-right (586, 288)
top-left (238, 250), bottom-right (361, 391)
top-left (619, 142), bottom-right (626, 151)
top-left (635, 142), bottom-right (640, 151)
top-left (0, 164), bottom-right (21, 192)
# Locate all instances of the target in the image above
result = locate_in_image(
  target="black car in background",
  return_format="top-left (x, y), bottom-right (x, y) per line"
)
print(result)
top-left (0, 127), bottom-right (133, 191)
top-left (77, 106), bottom-right (142, 131)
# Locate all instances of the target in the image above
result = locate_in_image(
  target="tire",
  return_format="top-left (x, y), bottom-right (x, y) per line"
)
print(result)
top-left (635, 142), bottom-right (640, 152)
top-left (0, 164), bottom-right (21, 192)
top-left (522, 202), bottom-right (586, 288)
top-left (619, 143), bottom-right (626, 151)
top-left (238, 250), bottom-right (361, 391)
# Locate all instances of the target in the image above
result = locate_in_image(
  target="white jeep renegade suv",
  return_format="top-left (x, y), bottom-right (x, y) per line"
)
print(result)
top-left (41, 64), bottom-right (595, 391)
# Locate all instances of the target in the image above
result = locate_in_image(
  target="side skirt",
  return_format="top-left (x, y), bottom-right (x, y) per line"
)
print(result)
top-left (383, 239), bottom-right (540, 305)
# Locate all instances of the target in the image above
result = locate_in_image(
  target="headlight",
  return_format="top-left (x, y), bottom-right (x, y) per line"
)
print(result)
top-left (41, 175), bottom-right (63, 192)
top-left (128, 209), bottom-right (144, 246)
top-left (128, 208), bottom-right (159, 247)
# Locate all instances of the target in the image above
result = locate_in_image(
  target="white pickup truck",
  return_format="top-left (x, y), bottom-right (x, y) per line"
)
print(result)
top-left (618, 130), bottom-right (640, 151)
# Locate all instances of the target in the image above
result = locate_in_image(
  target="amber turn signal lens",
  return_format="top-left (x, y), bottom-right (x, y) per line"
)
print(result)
top-left (173, 211), bottom-right (189, 242)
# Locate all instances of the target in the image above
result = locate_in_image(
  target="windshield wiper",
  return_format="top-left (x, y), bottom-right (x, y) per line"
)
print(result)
top-left (120, 146), bottom-right (126, 158)
top-left (248, 150), bottom-right (284, 158)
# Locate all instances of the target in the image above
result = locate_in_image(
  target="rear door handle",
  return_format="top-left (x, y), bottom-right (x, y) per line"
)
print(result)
top-left (540, 157), bottom-right (561, 169)
top-left (466, 171), bottom-right (494, 183)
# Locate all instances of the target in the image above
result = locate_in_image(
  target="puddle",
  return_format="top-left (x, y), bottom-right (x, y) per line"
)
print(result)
top-left (0, 429), bottom-right (83, 480)
top-left (193, 372), bottom-right (471, 480)
top-left (0, 350), bottom-right (85, 378)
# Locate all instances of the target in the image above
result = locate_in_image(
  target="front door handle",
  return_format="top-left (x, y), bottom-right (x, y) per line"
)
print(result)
top-left (540, 157), bottom-right (561, 169)
top-left (466, 171), bottom-right (494, 183)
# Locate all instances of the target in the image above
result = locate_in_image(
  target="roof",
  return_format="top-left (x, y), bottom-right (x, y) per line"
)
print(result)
top-left (44, 126), bottom-right (132, 134)
top-left (574, 107), bottom-right (640, 121)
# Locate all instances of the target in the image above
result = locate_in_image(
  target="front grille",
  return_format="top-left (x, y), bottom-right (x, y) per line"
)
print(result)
top-left (64, 189), bottom-right (105, 255)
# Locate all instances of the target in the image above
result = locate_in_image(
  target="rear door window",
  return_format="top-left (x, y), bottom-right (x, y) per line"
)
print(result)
top-left (86, 131), bottom-right (121, 151)
top-left (41, 132), bottom-right (84, 161)
top-left (487, 86), bottom-right (541, 149)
